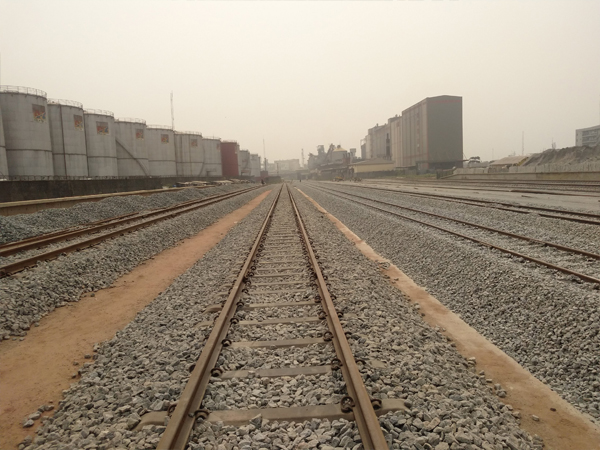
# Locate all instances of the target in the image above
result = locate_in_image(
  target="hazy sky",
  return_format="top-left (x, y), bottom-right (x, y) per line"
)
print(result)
top-left (1, 1), bottom-right (599, 163)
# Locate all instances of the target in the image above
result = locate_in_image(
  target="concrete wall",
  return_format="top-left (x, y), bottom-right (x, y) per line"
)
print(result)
top-left (0, 175), bottom-right (249, 203)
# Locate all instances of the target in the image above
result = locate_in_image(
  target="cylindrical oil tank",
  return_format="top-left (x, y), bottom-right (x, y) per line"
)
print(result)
top-left (250, 154), bottom-right (261, 179)
top-left (0, 86), bottom-right (53, 176)
top-left (48, 99), bottom-right (88, 177)
top-left (201, 138), bottom-right (222, 177)
top-left (146, 125), bottom-right (176, 176)
top-left (175, 131), bottom-right (202, 177)
top-left (84, 109), bottom-right (118, 177)
top-left (0, 102), bottom-right (8, 177)
top-left (115, 118), bottom-right (149, 177)
top-left (238, 149), bottom-right (250, 176)
top-left (220, 141), bottom-right (239, 177)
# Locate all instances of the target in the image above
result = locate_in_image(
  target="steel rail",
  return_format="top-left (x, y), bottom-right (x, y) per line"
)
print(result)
top-left (314, 185), bottom-right (600, 261)
top-left (0, 188), bottom-right (251, 256)
top-left (334, 182), bottom-right (600, 225)
top-left (0, 186), bottom-right (262, 277)
top-left (156, 185), bottom-right (283, 450)
top-left (287, 187), bottom-right (388, 449)
top-left (0, 211), bottom-right (141, 255)
top-left (311, 185), bottom-right (600, 286)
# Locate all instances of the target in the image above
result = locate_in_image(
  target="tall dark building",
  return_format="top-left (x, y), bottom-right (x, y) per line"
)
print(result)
top-left (401, 95), bottom-right (463, 170)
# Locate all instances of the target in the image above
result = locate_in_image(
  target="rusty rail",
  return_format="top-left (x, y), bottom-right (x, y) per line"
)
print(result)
top-left (287, 186), bottom-right (388, 449)
top-left (0, 186), bottom-right (262, 277)
top-left (156, 185), bottom-right (283, 450)
top-left (336, 182), bottom-right (600, 226)
top-left (157, 184), bottom-right (388, 449)
top-left (310, 184), bottom-right (600, 286)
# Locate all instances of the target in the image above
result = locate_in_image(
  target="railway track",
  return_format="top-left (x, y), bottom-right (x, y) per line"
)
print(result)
top-left (309, 183), bottom-right (600, 286)
top-left (0, 186), bottom-right (261, 277)
top-left (139, 184), bottom-right (396, 450)
top-left (369, 179), bottom-right (600, 194)
top-left (339, 182), bottom-right (600, 226)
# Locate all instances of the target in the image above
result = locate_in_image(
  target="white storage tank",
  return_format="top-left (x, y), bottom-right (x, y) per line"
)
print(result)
top-left (175, 131), bottom-right (202, 177)
top-left (115, 118), bottom-right (149, 177)
top-left (48, 99), bottom-right (88, 177)
top-left (0, 86), bottom-right (53, 176)
top-left (238, 149), bottom-right (250, 176)
top-left (84, 109), bottom-right (118, 177)
top-left (0, 102), bottom-right (8, 177)
top-left (201, 137), bottom-right (222, 177)
top-left (250, 154), bottom-right (261, 178)
top-left (146, 125), bottom-right (176, 177)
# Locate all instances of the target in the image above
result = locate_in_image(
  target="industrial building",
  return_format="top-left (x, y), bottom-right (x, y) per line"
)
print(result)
top-left (400, 95), bottom-right (463, 170)
top-left (359, 95), bottom-right (463, 172)
top-left (365, 123), bottom-right (390, 160)
top-left (388, 115), bottom-right (402, 168)
top-left (271, 159), bottom-right (301, 173)
top-left (576, 125), bottom-right (600, 147)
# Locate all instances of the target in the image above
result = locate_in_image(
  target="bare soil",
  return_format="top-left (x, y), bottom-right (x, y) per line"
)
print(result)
top-left (0, 190), bottom-right (271, 450)
top-left (298, 188), bottom-right (600, 450)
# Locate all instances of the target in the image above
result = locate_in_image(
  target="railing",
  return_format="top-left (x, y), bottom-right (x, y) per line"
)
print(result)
top-left (0, 85), bottom-right (47, 98)
top-left (84, 108), bottom-right (114, 117)
top-left (116, 117), bottom-right (146, 124)
top-left (174, 130), bottom-right (203, 136)
top-left (48, 99), bottom-right (84, 108)
top-left (147, 124), bottom-right (173, 130)
top-left (202, 136), bottom-right (221, 140)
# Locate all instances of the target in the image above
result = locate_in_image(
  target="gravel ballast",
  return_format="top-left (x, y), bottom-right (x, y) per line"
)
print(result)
top-left (300, 181), bottom-right (600, 423)
top-left (21, 185), bottom-right (539, 450)
top-left (0, 186), bottom-right (268, 339)
top-left (0, 184), bottom-right (249, 245)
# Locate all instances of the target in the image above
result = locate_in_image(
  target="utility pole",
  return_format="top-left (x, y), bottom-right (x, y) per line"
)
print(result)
top-left (170, 91), bottom-right (175, 130)
top-left (522, 131), bottom-right (524, 156)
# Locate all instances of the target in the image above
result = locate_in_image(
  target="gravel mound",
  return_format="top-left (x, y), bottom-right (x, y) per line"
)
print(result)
top-left (21, 186), bottom-right (538, 450)
top-left (0, 187), bottom-right (267, 339)
top-left (300, 182), bottom-right (600, 423)
top-left (0, 184), bottom-right (247, 245)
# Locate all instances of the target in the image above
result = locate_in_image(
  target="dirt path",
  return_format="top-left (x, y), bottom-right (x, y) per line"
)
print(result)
top-left (298, 188), bottom-right (600, 450)
top-left (0, 190), bottom-right (271, 450)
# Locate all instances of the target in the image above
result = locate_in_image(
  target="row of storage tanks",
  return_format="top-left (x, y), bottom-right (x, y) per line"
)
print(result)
top-left (0, 86), bottom-right (261, 179)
